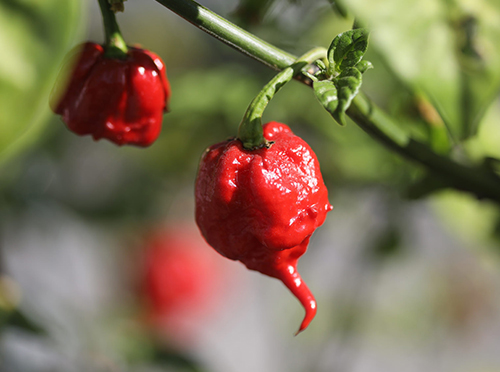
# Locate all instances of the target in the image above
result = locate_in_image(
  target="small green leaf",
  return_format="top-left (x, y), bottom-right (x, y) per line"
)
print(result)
top-left (314, 68), bottom-right (364, 126)
top-left (315, 59), bottom-right (327, 71)
top-left (327, 28), bottom-right (369, 75)
top-left (313, 80), bottom-right (338, 114)
top-left (334, 67), bottom-right (362, 125)
top-left (357, 60), bottom-right (374, 73)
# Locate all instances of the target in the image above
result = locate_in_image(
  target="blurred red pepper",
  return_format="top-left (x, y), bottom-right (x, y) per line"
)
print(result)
top-left (195, 121), bottom-right (332, 333)
top-left (50, 42), bottom-right (170, 147)
top-left (138, 223), bottom-right (227, 344)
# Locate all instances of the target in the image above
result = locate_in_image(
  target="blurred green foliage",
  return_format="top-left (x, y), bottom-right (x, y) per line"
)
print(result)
top-left (0, 0), bottom-right (85, 165)
top-left (339, 0), bottom-right (500, 141)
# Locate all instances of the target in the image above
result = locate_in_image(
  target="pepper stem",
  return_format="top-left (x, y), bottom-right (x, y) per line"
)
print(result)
top-left (237, 47), bottom-right (327, 150)
top-left (98, 0), bottom-right (128, 58)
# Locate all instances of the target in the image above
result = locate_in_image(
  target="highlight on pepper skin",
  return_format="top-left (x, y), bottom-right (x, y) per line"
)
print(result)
top-left (195, 121), bottom-right (332, 333)
top-left (50, 42), bottom-right (171, 147)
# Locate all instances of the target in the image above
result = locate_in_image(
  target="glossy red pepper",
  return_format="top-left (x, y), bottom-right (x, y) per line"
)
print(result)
top-left (195, 121), bottom-right (332, 333)
top-left (50, 42), bottom-right (170, 147)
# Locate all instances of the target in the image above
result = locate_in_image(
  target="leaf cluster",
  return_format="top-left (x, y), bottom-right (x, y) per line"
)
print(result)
top-left (313, 28), bottom-right (372, 125)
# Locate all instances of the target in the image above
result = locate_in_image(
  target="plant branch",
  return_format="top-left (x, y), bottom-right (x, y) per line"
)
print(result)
top-left (155, 0), bottom-right (296, 69)
top-left (155, 0), bottom-right (500, 204)
top-left (348, 93), bottom-right (500, 203)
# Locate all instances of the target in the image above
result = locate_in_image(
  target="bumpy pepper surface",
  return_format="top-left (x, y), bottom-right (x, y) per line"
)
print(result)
top-left (195, 121), bottom-right (332, 333)
top-left (50, 42), bottom-right (170, 147)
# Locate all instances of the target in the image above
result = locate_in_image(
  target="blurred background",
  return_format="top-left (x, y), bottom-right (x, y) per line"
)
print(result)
top-left (1, 0), bottom-right (500, 371)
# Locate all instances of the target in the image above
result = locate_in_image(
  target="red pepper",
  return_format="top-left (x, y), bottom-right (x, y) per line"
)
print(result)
top-left (50, 42), bottom-right (170, 147)
top-left (195, 121), bottom-right (332, 333)
top-left (138, 223), bottom-right (228, 344)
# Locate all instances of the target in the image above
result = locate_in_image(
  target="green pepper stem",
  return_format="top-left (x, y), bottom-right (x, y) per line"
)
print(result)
top-left (155, 0), bottom-right (500, 204)
top-left (98, 0), bottom-right (128, 58)
top-left (238, 48), bottom-right (327, 150)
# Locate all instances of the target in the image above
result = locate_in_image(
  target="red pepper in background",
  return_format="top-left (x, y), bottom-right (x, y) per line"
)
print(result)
top-left (50, 42), bottom-right (170, 147)
top-left (138, 223), bottom-right (228, 345)
top-left (195, 121), bottom-right (332, 333)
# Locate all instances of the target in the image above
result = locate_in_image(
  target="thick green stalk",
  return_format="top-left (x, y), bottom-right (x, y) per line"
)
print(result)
top-left (98, 0), bottom-right (128, 58)
top-left (155, 0), bottom-right (500, 204)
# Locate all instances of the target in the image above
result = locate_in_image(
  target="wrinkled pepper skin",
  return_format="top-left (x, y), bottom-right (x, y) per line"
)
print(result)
top-left (50, 42), bottom-right (170, 147)
top-left (195, 121), bottom-right (332, 333)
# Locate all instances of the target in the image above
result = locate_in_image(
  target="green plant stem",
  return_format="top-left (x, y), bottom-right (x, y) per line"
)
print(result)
top-left (98, 0), bottom-right (128, 58)
top-left (238, 48), bottom-right (327, 149)
top-left (155, 0), bottom-right (296, 70)
top-left (155, 0), bottom-right (500, 204)
top-left (348, 93), bottom-right (500, 203)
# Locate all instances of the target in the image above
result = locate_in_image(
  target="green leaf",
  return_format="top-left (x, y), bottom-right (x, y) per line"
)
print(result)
top-left (327, 28), bottom-right (369, 75)
top-left (0, 0), bottom-right (85, 166)
top-left (314, 68), bottom-right (363, 126)
top-left (333, 67), bottom-right (362, 125)
top-left (357, 60), bottom-right (374, 73)
top-left (313, 80), bottom-right (339, 114)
